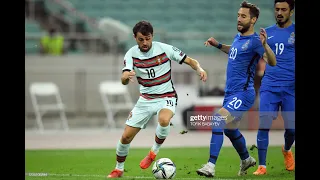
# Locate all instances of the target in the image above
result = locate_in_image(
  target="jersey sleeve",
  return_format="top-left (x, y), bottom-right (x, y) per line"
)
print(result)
top-left (253, 37), bottom-right (265, 58)
top-left (122, 49), bottom-right (133, 72)
top-left (161, 43), bottom-right (187, 64)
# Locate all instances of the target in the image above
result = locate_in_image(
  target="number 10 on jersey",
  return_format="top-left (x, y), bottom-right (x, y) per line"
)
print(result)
top-left (146, 68), bottom-right (156, 78)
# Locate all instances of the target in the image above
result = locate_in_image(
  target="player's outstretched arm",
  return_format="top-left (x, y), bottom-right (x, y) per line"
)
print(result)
top-left (121, 70), bottom-right (136, 85)
top-left (260, 28), bottom-right (277, 66)
top-left (183, 56), bottom-right (207, 82)
top-left (204, 37), bottom-right (231, 54)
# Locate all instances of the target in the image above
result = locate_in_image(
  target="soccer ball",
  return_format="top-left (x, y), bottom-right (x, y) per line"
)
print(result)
top-left (152, 158), bottom-right (176, 179)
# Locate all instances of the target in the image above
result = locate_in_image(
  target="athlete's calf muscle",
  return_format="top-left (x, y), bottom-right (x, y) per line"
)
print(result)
top-left (121, 125), bottom-right (141, 144)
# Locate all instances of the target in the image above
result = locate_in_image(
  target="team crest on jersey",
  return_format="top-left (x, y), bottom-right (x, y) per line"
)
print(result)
top-left (288, 32), bottom-right (295, 44)
top-left (241, 40), bottom-right (250, 51)
top-left (123, 60), bottom-right (126, 67)
top-left (156, 56), bottom-right (162, 65)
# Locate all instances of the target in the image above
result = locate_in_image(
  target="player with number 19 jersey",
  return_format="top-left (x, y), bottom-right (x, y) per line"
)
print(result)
top-left (223, 32), bottom-right (264, 117)
top-left (253, 22), bottom-right (295, 176)
top-left (261, 23), bottom-right (295, 88)
top-left (259, 23), bottom-right (295, 125)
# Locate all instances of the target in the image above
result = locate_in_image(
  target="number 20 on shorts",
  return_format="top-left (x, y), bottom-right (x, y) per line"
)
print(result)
top-left (228, 97), bottom-right (242, 110)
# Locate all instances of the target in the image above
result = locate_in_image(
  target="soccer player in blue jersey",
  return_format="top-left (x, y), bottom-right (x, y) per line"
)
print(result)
top-left (107, 20), bottom-right (208, 178)
top-left (196, 1), bottom-right (277, 177)
top-left (253, 0), bottom-right (295, 175)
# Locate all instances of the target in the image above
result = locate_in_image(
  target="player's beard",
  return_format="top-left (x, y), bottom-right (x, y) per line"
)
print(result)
top-left (139, 45), bottom-right (151, 52)
top-left (237, 21), bottom-right (251, 34)
top-left (276, 15), bottom-right (289, 27)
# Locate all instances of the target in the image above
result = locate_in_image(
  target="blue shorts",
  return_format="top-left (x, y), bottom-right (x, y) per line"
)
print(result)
top-left (222, 89), bottom-right (256, 120)
top-left (259, 86), bottom-right (295, 128)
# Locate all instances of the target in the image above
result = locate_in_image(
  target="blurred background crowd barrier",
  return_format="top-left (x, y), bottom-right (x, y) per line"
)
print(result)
top-left (25, 0), bottom-right (294, 132)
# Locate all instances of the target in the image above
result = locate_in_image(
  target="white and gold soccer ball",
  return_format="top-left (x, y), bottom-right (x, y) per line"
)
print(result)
top-left (152, 158), bottom-right (176, 179)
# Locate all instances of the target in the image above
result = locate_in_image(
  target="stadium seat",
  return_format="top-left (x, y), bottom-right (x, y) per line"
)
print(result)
top-left (99, 81), bottom-right (134, 128)
top-left (29, 82), bottom-right (69, 132)
top-left (46, 0), bottom-right (278, 54)
top-left (25, 20), bottom-right (42, 54)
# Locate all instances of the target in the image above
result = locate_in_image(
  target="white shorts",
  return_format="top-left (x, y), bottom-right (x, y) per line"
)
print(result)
top-left (125, 97), bottom-right (177, 129)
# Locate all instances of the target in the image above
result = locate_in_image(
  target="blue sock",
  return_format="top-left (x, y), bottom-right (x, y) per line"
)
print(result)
top-left (224, 129), bottom-right (249, 160)
top-left (257, 115), bottom-right (273, 166)
top-left (257, 129), bottom-right (269, 166)
top-left (208, 113), bottom-right (226, 164)
top-left (284, 129), bottom-right (295, 151)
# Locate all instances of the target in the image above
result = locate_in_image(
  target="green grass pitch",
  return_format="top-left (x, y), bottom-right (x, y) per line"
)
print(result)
top-left (25, 146), bottom-right (294, 179)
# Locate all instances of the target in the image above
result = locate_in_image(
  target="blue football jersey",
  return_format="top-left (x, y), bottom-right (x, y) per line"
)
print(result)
top-left (261, 23), bottom-right (295, 87)
top-left (225, 32), bottom-right (265, 93)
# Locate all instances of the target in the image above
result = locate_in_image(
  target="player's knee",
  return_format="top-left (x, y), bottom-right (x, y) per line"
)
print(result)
top-left (283, 115), bottom-right (295, 129)
top-left (158, 109), bottom-right (174, 127)
top-left (217, 108), bottom-right (234, 124)
top-left (259, 115), bottom-right (273, 129)
top-left (158, 115), bottom-right (171, 126)
top-left (285, 129), bottom-right (295, 137)
top-left (211, 113), bottom-right (229, 132)
top-left (158, 119), bottom-right (170, 127)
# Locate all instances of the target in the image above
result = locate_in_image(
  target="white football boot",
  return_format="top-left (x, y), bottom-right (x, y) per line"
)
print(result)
top-left (238, 156), bottom-right (256, 176)
top-left (196, 162), bottom-right (215, 178)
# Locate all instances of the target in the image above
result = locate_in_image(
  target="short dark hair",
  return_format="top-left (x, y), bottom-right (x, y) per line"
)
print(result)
top-left (240, 1), bottom-right (260, 19)
top-left (274, 0), bottom-right (295, 10)
top-left (133, 20), bottom-right (153, 37)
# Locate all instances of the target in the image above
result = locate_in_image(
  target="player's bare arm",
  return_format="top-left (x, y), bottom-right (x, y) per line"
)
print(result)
top-left (260, 28), bottom-right (277, 66)
top-left (183, 56), bottom-right (207, 82)
top-left (204, 37), bottom-right (231, 54)
top-left (121, 70), bottom-right (136, 85)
